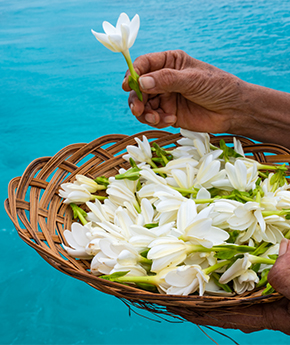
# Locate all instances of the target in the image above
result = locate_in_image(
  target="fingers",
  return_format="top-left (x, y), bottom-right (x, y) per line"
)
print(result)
top-left (122, 50), bottom-right (189, 91)
top-left (128, 89), bottom-right (177, 128)
top-left (166, 305), bottom-right (266, 333)
top-left (268, 238), bottom-right (290, 300)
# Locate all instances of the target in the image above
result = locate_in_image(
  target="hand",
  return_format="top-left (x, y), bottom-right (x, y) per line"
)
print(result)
top-left (122, 50), bottom-right (290, 148)
top-left (167, 238), bottom-right (290, 335)
top-left (122, 50), bottom-right (245, 133)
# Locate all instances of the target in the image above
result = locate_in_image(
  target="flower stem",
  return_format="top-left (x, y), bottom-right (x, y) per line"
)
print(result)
top-left (122, 49), bottom-right (143, 101)
top-left (204, 260), bottom-right (232, 275)
top-left (91, 195), bottom-right (108, 201)
top-left (116, 274), bottom-right (157, 285)
top-left (249, 254), bottom-right (275, 265)
top-left (122, 49), bottom-right (138, 80)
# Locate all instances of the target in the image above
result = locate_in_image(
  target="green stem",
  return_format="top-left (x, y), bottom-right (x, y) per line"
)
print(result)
top-left (262, 210), bottom-right (290, 217)
top-left (252, 242), bottom-right (269, 256)
top-left (122, 49), bottom-right (138, 80)
top-left (116, 275), bottom-right (157, 285)
top-left (182, 243), bottom-right (256, 254)
top-left (76, 210), bottom-right (87, 226)
top-left (258, 164), bottom-right (287, 171)
top-left (134, 200), bottom-right (141, 214)
top-left (204, 260), bottom-right (232, 275)
top-left (91, 195), bottom-right (108, 201)
top-left (138, 255), bottom-right (152, 265)
top-left (249, 255), bottom-right (275, 265)
top-left (171, 186), bottom-right (197, 195)
top-left (255, 191), bottom-right (261, 204)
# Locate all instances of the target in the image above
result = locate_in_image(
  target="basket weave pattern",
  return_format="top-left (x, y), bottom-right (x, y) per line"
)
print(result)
top-left (5, 131), bottom-right (290, 317)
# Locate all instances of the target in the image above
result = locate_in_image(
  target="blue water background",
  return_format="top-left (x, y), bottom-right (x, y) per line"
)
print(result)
top-left (1, 0), bottom-right (290, 344)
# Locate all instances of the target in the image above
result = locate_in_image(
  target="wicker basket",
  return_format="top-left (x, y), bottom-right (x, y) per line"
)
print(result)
top-left (5, 130), bottom-right (290, 319)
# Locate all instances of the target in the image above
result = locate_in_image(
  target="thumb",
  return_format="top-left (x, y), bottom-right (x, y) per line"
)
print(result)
top-left (138, 68), bottom-right (194, 95)
top-left (268, 238), bottom-right (290, 299)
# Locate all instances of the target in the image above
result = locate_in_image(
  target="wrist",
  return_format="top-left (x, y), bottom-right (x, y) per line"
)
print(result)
top-left (230, 82), bottom-right (290, 148)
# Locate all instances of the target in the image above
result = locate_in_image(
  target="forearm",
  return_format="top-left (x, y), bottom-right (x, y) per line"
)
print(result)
top-left (231, 82), bottom-right (290, 149)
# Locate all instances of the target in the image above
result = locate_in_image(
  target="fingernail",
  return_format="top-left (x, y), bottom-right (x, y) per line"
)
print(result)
top-left (279, 238), bottom-right (289, 256)
top-left (145, 113), bottom-right (157, 124)
top-left (164, 115), bottom-right (177, 124)
top-left (130, 103), bottom-right (134, 115)
top-left (139, 76), bottom-right (155, 90)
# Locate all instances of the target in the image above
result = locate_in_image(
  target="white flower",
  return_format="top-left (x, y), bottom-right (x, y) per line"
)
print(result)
top-left (252, 215), bottom-right (289, 244)
top-left (163, 265), bottom-right (209, 296)
top-left (91, 13), bottom-right (140, 53)
top-left (75, 175), bottom-right (105, 193)
top-left (211, 199), bottom-right (242, 229)
top-left (110, 262), bottom-right (147, 277)
top-left (194, 154), bottom-right (226, 189)
top-left (178, 130), bottom-right (211, 156)
top-left (219, 253), bottom-right (253, 284)
top-left (157, 157), bottom-right (198, 175)
top-left (106, 178), bottom-right (139, 209)
top-left (228, 201), bottom-right (265, 243)
top-left (86, 200), bottom-right (110, 223)
top-left (140, 166), bottom-right (167, 185)
top-left (90, 237), bottom-right (140, 275)
top-left (63, 222), bottom-right (92, 259)
top-left (233, 137), bottom-right (245, 157)
top-left (176, 199), bottom-right (229, 248)
top-left (233, 270), bottom-right (259, 294)
top-left (184, 251), bottom-right (216, 269)
top-left (153, 185), bottom-right (187, 225)
top-left (59, 183), bottom-right (92, 204)
top-left (166, 164), bottom-right (196, 189)
top-left (276, 190), bottom-right (290, 209)
top-left (226, 160), bottom-right (258, 192)
top-left (129, 222), bottom-right (173, 251)
top-left (148, 236), bottom-right (190, 272)
top-left (123, 135), bottom-right (152, 164)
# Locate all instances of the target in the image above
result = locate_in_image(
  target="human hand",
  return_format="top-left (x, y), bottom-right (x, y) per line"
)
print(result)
top-left (167, 238), bottom-right (290, 335)
top-left (122, 50), bottom-right (247, 134)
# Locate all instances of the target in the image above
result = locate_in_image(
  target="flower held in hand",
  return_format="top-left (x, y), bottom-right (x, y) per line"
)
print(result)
top-left (91, 13), bottom-right (142, 100)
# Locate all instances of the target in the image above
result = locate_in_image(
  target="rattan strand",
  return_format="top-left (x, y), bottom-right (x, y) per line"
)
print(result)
top-left (5, 130), bottom-right (290, 317)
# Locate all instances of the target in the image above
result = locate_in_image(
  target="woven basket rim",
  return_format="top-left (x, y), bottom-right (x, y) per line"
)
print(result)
top-left (5, 130), bottom-right (290, 315)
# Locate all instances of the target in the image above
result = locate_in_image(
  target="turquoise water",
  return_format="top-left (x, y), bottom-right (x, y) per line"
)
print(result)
top-left (1, 0), bottom-right (290, 344)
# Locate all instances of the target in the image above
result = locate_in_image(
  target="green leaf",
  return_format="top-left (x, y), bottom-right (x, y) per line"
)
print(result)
top-left (211, 273), bottom-right (233, 293)
top-left (70, 203), bottom-right (87, 219)
top-left (251, 263), bottom-right (261, 273)
top-left (94, 176), bottom-right (109, 187)
top-left (262, 282), bottom-right (275, 295)
top-left (268, 254), bottom-right (278, 260)
top-left (100, 271), bottom-right (130, 282)
top-left (215, 250), bottom-right (237, 260)
top-left (144, 223), bottom-right (159, 229)
top-left (129, 158), bottom-right (138, 168)
top-left (256, 269), bottom-right (270, 288)
top-left (128, 76), bottom-right (143, 101)
top-left (115, 167), bottom-right (141, 181)
top-left (227, 230), bottom-right (240, 244)
top-left (140, 249), bottom-right (149, 258)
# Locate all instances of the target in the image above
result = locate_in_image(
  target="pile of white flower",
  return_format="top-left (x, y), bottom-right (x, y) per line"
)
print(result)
top-left (59, 129), bottom-right (290, 296)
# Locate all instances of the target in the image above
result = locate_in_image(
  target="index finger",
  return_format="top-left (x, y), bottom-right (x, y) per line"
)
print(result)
top-left (122, 50), bottom-right (186, 91)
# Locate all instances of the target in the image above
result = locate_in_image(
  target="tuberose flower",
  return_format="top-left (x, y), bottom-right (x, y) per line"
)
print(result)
top-left (163, 265), bottom-right (210, 296)
top-left (91, 13), bottom-right (140, 53)
top-left (63, 222), bottom-right (93, 259)
top-left (123, 136), bottom-right (152, 164)
top-left (59, 183), bottom-right (93, 204)
top-left (91, 13), bottom-right (142, 100)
